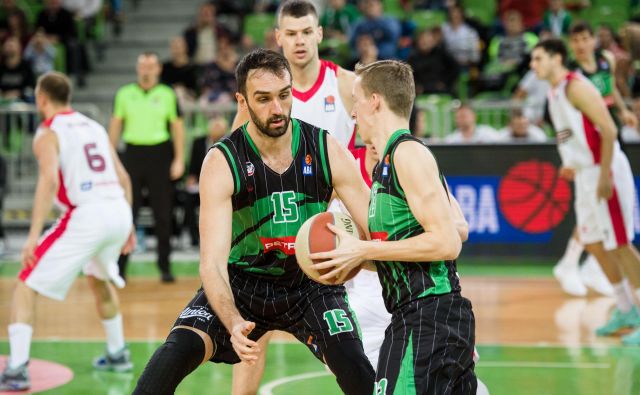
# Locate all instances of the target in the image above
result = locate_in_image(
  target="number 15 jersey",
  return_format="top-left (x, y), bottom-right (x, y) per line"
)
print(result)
top-left (41, 110), bottom-right (124, 210)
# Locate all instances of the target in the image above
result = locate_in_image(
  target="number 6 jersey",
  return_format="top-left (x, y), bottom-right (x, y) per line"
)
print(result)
top-left (213, 118), bottom-right (333, 287)
top-left (41, 110), bottom-right (124, 210)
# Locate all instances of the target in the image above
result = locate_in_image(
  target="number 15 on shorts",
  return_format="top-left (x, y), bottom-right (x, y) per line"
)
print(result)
top-left (323, 309), bottom-right (354, 336)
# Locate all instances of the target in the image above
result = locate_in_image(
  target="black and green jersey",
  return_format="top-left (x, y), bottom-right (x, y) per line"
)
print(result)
top-left (368, 129), bottom-right (461, 312)
top-left (570, 51), bottom-right (614, 109)
top-left (213, 118), bottom-right (333, 287)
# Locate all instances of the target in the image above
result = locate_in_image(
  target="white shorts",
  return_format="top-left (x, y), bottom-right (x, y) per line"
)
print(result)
top-left (345, 269), bottom-right (391, 370)
top-left (20, 199), bottom-right (132, 301)
top-left (574, 154), bottom-right (636, 251)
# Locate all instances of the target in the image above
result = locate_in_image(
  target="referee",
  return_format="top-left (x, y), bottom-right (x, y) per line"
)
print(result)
top-left (109, 51), bottom-right (185, 283)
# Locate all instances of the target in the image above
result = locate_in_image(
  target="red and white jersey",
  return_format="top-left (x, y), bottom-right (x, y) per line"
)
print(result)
top-left (292, 60), bottom-right (356, 148)
top-left (350, 147), bottom-right (372, 188)
top-left (40, 110), bottom-right (124, 210)
top-left (548, 72), bottom-right (623, 170)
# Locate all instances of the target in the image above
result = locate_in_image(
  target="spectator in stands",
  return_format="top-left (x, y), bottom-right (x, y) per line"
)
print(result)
top-left (512, 69), bottom-right (550, 125)
top-left (498, 0), bottom-right (547, 32)
top-left (0, 153), bottom-right (5, 255)
top-left (409, 27), bottom-right (459, 95)
top-left (410, 0), bottom-right (447, 11)
top-left (396, 2), bottom-right (417, 60)
top-left (346, 33), bottom-right (378, 69)
top-left (621, 97), bottom-right (640, 142)
top-left (321, 0), bottom-right (361, 40)
top-left (161, 36), bottom-right (198, 107)
top-left (444, 104), bottom-right (500, 143)
top-left (350, 0), bottom-right (400, 60)
top-left (442, 4), bottom-right (480, 68)
top-left (1, 11), bottom-right (30, 49)
top-left (0, 0), bottom-right (27, 36)
top-left (0, 37), bottom-right (35, 101)
top-left (63, 0), bottom-right (106, 60)
top-left (198, 38), bottom-right (237, 106)
top-left (497, 109), bottom-right (548, 142)
top-left (183, 2), bottom-right (232, 66)
top-left (542, 0), bottom-right (571, 37)
top-left (36, 0), bottom-right (86, 86)
top-left (184, 115), bottom-right (227, 247)
top-left (482, 10), bottom-right (538, 91)
top-left (24, 30), bottom-right (56, 76)
top-left (598, 24), bottom-right (632, 99)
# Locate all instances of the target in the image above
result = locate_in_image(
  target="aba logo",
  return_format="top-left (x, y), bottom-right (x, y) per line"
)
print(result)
top-left (556, 128), bottom-right (573, 144)
top-left (246, 161), bottom-right (255, 176)
top-left (497, 160), bottom-right (572, 233)
top-left (382, 155), bottom-right (390, 177)
top-left (324, 95), bottom-right (335, 112)
top-left (302, 154), bottom-right (313, 176)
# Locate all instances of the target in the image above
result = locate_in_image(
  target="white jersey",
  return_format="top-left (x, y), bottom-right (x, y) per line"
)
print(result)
top-left (548, 72), bottom-right (624, 170)
top-left (41, 110), bottom-right (124, 209)
top-left (292, 59), bottom-right (356, 148)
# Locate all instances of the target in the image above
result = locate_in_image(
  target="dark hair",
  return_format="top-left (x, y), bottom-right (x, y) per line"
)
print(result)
top-left (37, 71), bottom-right (72, 104)
top-left (569, 21), bottom-right (594, 36)
top-left (534, 38), bottom-right (568, 64)
top-left (355, 60), bottom-right (415, 119)
top-left (277, 0), bottom-right (318, 24)
top-left (235, 49), bottom-right (292, 96)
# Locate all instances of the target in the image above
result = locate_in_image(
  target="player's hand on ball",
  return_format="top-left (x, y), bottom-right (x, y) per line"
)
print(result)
top-left (597, 173), bottom-right (613, 200)
top-left (230, 319), bottom-right (260, 365)
top-left (21, 236), bottom-right (38, 269)
top-left (310, 223), bottom-right (365, 282)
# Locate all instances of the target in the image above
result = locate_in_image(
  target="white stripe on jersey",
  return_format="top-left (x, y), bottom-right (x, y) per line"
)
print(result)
top-left (42, 111), bottom-right (124, 208)
top-left (292, 60), bottom-right (356, 148)
top-left (548, 72), bottom-right (623, 170)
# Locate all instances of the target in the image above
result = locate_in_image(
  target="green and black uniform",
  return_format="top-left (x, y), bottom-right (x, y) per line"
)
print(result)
top-left (571, 51), bottom-right (620, 125)
top-left (174, 120), bottom-right (373, 389)
top-left (113, 82), bottom-right (180, 277)
top-left (369, 130), bottom-right (476, 395)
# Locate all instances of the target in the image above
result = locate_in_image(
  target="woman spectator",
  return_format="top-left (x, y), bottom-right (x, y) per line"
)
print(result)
top-left (442, 4), bottom-right (480, 67)
top-left (1, 11), bottom-right (30, 48)
top-left (198, 39), bottom-right (237, 108)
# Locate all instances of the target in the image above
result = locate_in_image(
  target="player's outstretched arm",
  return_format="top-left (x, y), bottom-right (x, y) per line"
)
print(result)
top-left (23, 129), bottom-right (59, 268)
top-left (567, 78), bottom-right (617, 200)
top-left (199, 148), bottom-right (261, 364)
top-left (326, 134), bottom-right (371, 239)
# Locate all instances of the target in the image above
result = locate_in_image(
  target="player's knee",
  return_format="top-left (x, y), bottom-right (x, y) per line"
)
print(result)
top-left (132, 328), bottom-right (207, 395)
top-left (324, 340), bottom-right (375, 395)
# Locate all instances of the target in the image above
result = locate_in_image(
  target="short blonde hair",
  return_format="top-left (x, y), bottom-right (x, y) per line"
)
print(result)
top-left (355, 60), bottom-right (415, 119)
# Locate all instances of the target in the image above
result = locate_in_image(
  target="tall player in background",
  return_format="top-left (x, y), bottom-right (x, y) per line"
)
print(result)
top-left (553, 21), bottom-right (638, 297)
top-left (0, 72), bottom-right (136, 391)
top-left (230, 2), bottom-right (390, 394)
top-left (531, 39), bottom-right (640, 345)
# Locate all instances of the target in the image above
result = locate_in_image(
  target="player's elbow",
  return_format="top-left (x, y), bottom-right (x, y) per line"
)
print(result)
top-left (439, 230), bottom-right (462, 260)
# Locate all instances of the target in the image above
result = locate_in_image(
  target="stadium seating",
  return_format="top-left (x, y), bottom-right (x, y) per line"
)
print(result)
top-left (244, 13), bottom-right (276, 46)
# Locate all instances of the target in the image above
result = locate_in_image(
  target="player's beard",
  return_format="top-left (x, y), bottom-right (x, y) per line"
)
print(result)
top-left (247, 104), bottom-right (291, 138)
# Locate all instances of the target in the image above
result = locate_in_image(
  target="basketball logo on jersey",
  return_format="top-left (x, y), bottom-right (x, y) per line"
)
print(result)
top-left (246, 161), bottom-right (255, 176)
top-left (324, 95), bottom-right (336, 112)
top-left (303, 154), bottom-right (313, 176)
top-left (382, 155), bottom-right (390, 177)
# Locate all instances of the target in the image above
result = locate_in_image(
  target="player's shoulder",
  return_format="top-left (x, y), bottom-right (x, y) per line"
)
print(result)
top-left (392, 137), bottom-right (435, 166)
top-left (116, 83), bottom-right (138, 95)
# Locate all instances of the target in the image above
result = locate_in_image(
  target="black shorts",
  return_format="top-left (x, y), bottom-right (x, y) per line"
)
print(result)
top-left (173, 269), bottom-right (362, 364)
top-left (375, 293), bottom-right (476, 395)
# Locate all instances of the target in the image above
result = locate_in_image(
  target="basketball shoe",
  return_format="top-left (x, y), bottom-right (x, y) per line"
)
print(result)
top-left (580, 255), bottom-right (614, 297)
top-left (553, 259), bottom-right (587, 296)
top-left (0, 362), bottom-right (29, 391)
top-left (93, 347), bottom-right (133, 372)
top-left (595, 306), bottom-right (640, 336)
top-left (621, 327), bottom-right (640, 345)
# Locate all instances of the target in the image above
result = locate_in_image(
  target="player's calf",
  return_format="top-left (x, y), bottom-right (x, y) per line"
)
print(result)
top-left (324, 339), bottom-right (375, 395)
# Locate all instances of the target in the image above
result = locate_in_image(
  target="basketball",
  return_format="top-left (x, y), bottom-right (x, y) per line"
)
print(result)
top-left (498, 160), bottom-right (572, 234)
top-left (295, 212), bottom-right (365, 285)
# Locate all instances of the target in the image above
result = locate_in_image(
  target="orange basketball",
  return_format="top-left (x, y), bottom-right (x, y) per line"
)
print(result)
top-left (295, 212), bottom-right (364, 285)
